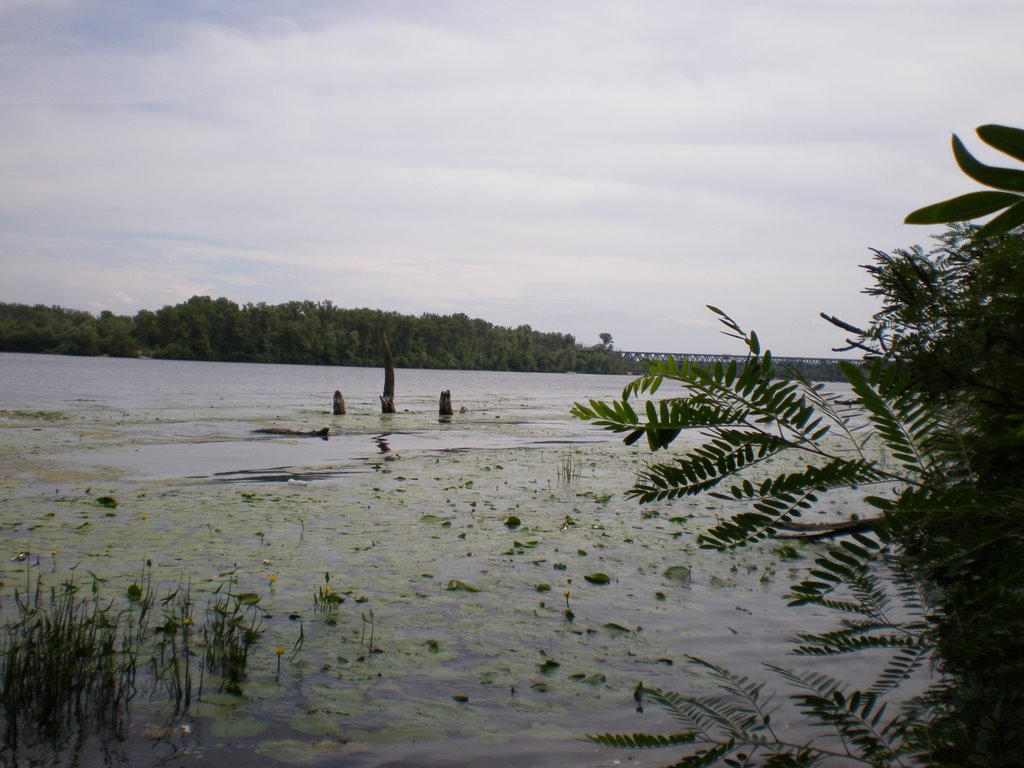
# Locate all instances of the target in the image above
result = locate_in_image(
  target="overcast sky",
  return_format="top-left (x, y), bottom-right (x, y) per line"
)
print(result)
top-left (2, 1), bottom-right (1022, 356)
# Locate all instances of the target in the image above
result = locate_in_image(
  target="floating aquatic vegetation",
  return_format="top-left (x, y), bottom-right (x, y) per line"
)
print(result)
top-left (662, 565), bottom-right (692, 584)
top-left (446, 580), bottom-right (480, 593)
top-left (0, 366), bottom-right (868, 764)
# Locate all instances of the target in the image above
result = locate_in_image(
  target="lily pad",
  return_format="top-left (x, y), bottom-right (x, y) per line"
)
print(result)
top-left (446, 579), bottom-right (480, 593)
top-left (211, 716), bottom-right (267, 738)
top-left (601, 622), bottom-right (633, 634)
top-left (663, 565), bottom-right (692, 583)
top-left (420, 514), bottom-right (449, 525)
top-left (583, 573), bottom-right (611, 585)
top-left (290, 710), bottom-right (343, 736)
top-left (256, 738), bottom-right (352, 764)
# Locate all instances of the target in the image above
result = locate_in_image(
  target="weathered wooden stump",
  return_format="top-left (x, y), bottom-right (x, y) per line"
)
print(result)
top-left (379, 329), bottom-right (397, 413)
top-left (439, 390), bottom-right (453, 416)
top-left (332, 390), bottom-right (346, 415)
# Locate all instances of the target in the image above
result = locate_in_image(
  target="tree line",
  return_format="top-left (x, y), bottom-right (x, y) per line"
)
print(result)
top-left (0, 297), bottom-right (628, 374)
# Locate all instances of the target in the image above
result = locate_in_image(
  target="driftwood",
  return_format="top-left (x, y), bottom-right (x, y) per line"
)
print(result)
top-left (379, 329), bottom-right (396, 413)
top-left (332, 390), bottom-right (346, 415)
top-left (439, 390), bottom-right (453, 416)
top-left (253, 427), bottom-right (330, 440)
top-left (774, 517), bottom-right (879, 541)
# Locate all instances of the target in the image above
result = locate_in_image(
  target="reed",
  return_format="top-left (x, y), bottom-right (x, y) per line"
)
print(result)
top-left (200, 585), bottom-right (263, 696)
top-left (556, 449), bottom-right (583, 485)
top-left (1, 565), bottom-right (146, 747)
top-left (1, 557), bottom-right (268, 756)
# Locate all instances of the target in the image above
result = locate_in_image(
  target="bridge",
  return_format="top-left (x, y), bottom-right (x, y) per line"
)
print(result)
top-left (616, 351), bottom-right (853, 381)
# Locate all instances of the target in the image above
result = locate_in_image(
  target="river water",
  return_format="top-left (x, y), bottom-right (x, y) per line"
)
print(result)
top-left (0, 353), bottom-right (907, 767)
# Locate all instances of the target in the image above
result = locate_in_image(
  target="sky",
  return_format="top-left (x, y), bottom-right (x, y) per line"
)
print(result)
top-left (2, 0), bottom-right (1022, 357)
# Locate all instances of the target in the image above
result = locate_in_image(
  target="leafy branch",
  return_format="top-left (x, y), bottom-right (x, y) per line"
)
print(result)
top-left (905, 124), bottom-right (1024, 238)
top-left (576, 306), bottom-right (946, 766)
top-left (573, 307), bottom-right (949, 551)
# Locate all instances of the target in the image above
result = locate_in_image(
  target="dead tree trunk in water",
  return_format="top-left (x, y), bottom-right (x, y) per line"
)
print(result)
top-left (379, 330), bottom-right (397, 413)
top-left (439, 390), bottom-right (453, 416)
top-left (332, 390), bottom-right (346, 415)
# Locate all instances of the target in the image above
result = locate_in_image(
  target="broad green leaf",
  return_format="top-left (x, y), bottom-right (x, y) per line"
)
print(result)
top-left (904, 190), bottom-right (1021, 224)
top-left (978, 123), bottom-right (1024, 163)
top-left (977, 197), bottom-right (1024, 238)
top-left (952, 134), bottom-right (1024, 192)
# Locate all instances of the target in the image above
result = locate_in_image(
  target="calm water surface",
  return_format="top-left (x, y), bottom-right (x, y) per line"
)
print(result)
top-left (0, 354), bottom-right (887, 768)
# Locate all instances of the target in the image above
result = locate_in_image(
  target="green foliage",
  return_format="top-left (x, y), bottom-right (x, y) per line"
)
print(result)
top-left (826, 213), bottom-right (1024, 764)
top-left (312, 572), bottom-right (345, 611)
top-left (1, 571), bottom-right (149, 747)
top-left (0, 298), bottom-right (628, 374)
top-left (590, 657), bottom-right (921, 767)
top-left (575, 308), bottom-right (942, 765)
top-left (581, 124), bottom-right (1024, 767)
top-left (829, 225), bottom-right (1024, 488)
top-left (786, 532), bottom-right (931, 698)
top-left (202, 586), bottom-right (264, 694)
top-left (0, 561), bottom-right (274, 755)
top-left (573, 309), bottom-right (946, 549)
top-left (905, 125), bottom-right (1024, 237)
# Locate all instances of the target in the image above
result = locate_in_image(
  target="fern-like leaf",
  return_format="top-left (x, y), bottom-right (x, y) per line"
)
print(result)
top-left (841, 360), bottom-right (941, 480)
top-left (586, 731), bottom-right (697, 749)
top-left (767, 667), bottom-right (904, 765)
top-left (870, 640), bottom-right (933, 696)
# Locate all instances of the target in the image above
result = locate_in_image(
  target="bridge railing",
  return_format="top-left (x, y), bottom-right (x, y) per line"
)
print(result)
top-left (616, 351), bottom-right (856, 382)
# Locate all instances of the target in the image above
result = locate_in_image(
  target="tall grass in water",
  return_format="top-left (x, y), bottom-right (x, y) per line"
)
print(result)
top-left (200, 585), bottom-right (263, 696)
top-left (2, 559), bottom-right (264, 757)
top-left (556, 449), bottom-right (583, 485)
top-left (1, 566), bottom-right (150, 749)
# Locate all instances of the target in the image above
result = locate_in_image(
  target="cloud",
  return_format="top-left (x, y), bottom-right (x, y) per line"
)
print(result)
top-left (2, 0), bottom-right (1023, 354)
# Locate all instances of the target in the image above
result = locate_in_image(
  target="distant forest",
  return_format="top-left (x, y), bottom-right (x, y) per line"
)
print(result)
top-left (0, 297), bottom-right (629, 374)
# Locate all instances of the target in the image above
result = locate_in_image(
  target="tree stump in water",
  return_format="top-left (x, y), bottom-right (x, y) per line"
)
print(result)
top-left (379, 329), bottom-right (397, 413)
top-left (439, 390), bottom-right (453, 416)
top-left (332, 390), bottom-right (346, 415)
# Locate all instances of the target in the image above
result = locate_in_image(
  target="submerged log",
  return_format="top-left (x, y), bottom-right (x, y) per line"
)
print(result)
top-left (332, 390), bottom-right (346, 415)
top-left (439, 389), bottom-right (453, 416)
top-left (253, 427), bottom-right (330, 440)
top-left (774, 517), bottom-right (879, 541)
top-left (379, 329), bottom-right (397, 413)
